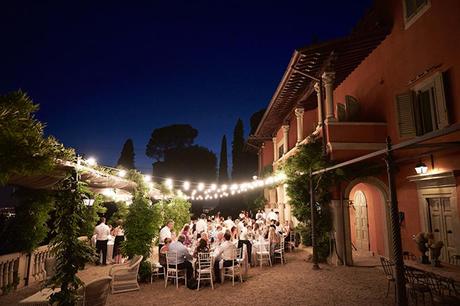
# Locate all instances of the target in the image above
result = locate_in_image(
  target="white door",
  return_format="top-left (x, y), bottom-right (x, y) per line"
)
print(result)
top-left (427, 197), bottom-right (457, 262)
top-left (354, 191), bottom-right (370, 252)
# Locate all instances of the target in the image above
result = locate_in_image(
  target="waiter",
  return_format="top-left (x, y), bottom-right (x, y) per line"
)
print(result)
top-left (94, 217), bottom-right (110, 265)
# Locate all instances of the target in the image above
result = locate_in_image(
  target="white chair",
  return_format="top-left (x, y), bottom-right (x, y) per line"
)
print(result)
top-left (109, 255), bottom-right (143, 294)
top-left (196, 252), bottom-right (214, 291)
top-left (223, 248), bottom-right (243, 286)
top-left (255, 241), bottom-right (272, 268)
top-left (150, 262), bottom-right (164, 283)
top-left (164, 251), bottom-right (187, 288)
top-left (273, 239), bottom-right (286, 264)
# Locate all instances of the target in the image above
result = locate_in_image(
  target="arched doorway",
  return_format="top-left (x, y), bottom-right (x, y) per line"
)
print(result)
top-left (344, 177), bottom-right (391, 265)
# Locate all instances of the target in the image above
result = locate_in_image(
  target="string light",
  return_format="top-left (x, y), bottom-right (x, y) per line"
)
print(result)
top-left (78, 154), bottom-right (286, 202)
top-left (183, 181), bottom-right (190, 191)
top-left (165, 178), bottom-right (173, 190)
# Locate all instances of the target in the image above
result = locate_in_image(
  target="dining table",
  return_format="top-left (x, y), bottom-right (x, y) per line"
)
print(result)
top-left (404, 259), bottom-right (460, 283)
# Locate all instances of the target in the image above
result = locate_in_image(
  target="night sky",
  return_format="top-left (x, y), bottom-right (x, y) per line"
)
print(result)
top-left (0, 0), bottom-right (372, 173)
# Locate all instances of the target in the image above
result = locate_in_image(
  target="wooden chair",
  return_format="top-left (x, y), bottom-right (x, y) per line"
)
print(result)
top-left (164, 251), bottom-right (187, 288)
top-left (255, 241), bottom-right (272, 268)
top-left (379, 256), bottom-right (395, 299)
top-left (109, 255), bottom-right (143, 294)
top-left (196, 252), bottom-right (214, 291)
top-left (404, 265), bottom-right (431, 306)
top-left (273, 240), bottom-right (286, 264)
top-left (222, 248), bottom-right (243, 286)
top-left (80, 276), bottom-right (112, 306)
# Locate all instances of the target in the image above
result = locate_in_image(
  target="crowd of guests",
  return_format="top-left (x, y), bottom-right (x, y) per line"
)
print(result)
top-left (158, 209), bottom-right (294, 288)
top-left (92, 209), bottom-right (294, 289)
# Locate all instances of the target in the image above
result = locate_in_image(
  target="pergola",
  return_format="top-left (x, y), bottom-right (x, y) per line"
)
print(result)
top-left (7, 161), bottom-right (162, 201)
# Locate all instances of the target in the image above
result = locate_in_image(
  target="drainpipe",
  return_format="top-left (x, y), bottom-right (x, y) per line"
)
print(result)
top-left (319, 78), bottom-right (328, 158)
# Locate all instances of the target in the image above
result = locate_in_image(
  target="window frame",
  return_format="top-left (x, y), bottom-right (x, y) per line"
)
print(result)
top-left (411, 71), bottom-right (448, 135)
top-left (402, 0), bottom-right (431, 30)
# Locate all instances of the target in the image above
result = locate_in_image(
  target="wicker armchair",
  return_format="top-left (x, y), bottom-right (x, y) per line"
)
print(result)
top-left (109, 255), bottom-right (143, 294)
top-left (79, 276), bottom-right (112, 306)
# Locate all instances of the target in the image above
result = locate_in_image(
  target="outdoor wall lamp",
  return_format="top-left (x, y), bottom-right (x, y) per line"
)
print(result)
top-left (414, 161), bottom-right (428, 174)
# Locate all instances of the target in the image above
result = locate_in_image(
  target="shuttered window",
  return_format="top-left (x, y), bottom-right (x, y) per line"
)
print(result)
top-left (396, 92), bottom-right (416, 137)
top-left (396, 72), bottom-right (449, 139)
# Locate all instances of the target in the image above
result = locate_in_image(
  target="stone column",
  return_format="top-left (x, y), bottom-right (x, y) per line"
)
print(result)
top-left (272, 137), bottom-right (278, 161)
top-left (294, 107), bottom-right (304, 144)
top-left (314, 82), bottom-right (323, 126)
top-left (282, 125), bottom-right (289, 155)
top-left (322, 71), bottom-right (336, 122)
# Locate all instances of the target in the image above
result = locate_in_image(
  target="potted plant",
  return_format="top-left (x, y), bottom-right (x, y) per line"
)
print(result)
top-left (413, 232), bottom-right (430, 264)
top-left (427, 234), bottom-right (444, 267)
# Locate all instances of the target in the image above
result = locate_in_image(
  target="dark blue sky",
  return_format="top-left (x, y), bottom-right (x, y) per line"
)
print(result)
top-left (0, 0), bottom-right (372, 173)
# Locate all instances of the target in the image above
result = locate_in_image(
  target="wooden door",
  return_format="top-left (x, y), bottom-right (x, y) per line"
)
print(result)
top-left (354, 191), bottom-right (370, 252)
top-left (427, 197), bottom-right (457, 262)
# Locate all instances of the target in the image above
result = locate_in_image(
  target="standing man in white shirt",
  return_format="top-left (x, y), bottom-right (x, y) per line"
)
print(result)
top-left (195, 214), bottom-right (207, 235)
top-left (94, 217), bottom-right (110, 265)
top-left (267, 209), bottom-right (277, 222)
top-left (159, 220), bottom-right (174, 254)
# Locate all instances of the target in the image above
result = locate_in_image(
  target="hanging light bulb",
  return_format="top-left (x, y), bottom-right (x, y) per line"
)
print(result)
top-left (221, 184), bottom-right (228, 191)
top-left (210, 184), bottom-right (217, 191)
top-left (86, 157), bottom-right (97, 166)
top-left (183, 181), bottom-right (190, 191)
top-left (165, 178), bottom-right (173, 190)
top-left (198, 182), bottom-right (205, 191)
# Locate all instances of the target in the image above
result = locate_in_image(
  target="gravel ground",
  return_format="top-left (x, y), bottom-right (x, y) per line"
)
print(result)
top-left (0, 248), bottom-right (394, 306)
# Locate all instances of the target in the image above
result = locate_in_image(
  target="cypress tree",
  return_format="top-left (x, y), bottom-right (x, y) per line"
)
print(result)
top-left (117, 139), bottom-right (135, 169)
top-left (218, 135), bottom-right (229, 183)
top-left (231, 118), bottom-right (244, 180)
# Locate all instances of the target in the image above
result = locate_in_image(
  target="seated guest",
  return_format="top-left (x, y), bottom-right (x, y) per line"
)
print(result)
top-left (200, 232), bottom-right (209, 244)
top-left (167, 234), bottom-right (194, 282)
top-left (159, 237), bottom-right (172, 267)
top-left (275, 221), bottom-right (283, 235)
top-left (213, 232), bottom-right (237, 283)
top-left (194, 238), bottom-right (210, 258)
top-left (181, 224), bottom-right (192, 246)
top-left (230, 226), bottom-right (238, 241)
top-left (268, 227), bottom-right (280, 258)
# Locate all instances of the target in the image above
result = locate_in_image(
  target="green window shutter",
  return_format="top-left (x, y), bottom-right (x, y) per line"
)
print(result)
top-left (433, 72), bottom-right (449, 129)
top-left (395, 92), bottom-right (416, 138)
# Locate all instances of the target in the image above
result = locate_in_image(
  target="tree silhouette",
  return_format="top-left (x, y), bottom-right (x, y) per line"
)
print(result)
top-left (152, 145), bottom-right (217, 182)
top-left (117, 139), bottom-right (135, 169)
top-left (146, 124), bottom-right (198, 161)
top-left (218, 135), bottom-right (228, 183)
top-left (231, 118), bottom-right (245, 180)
